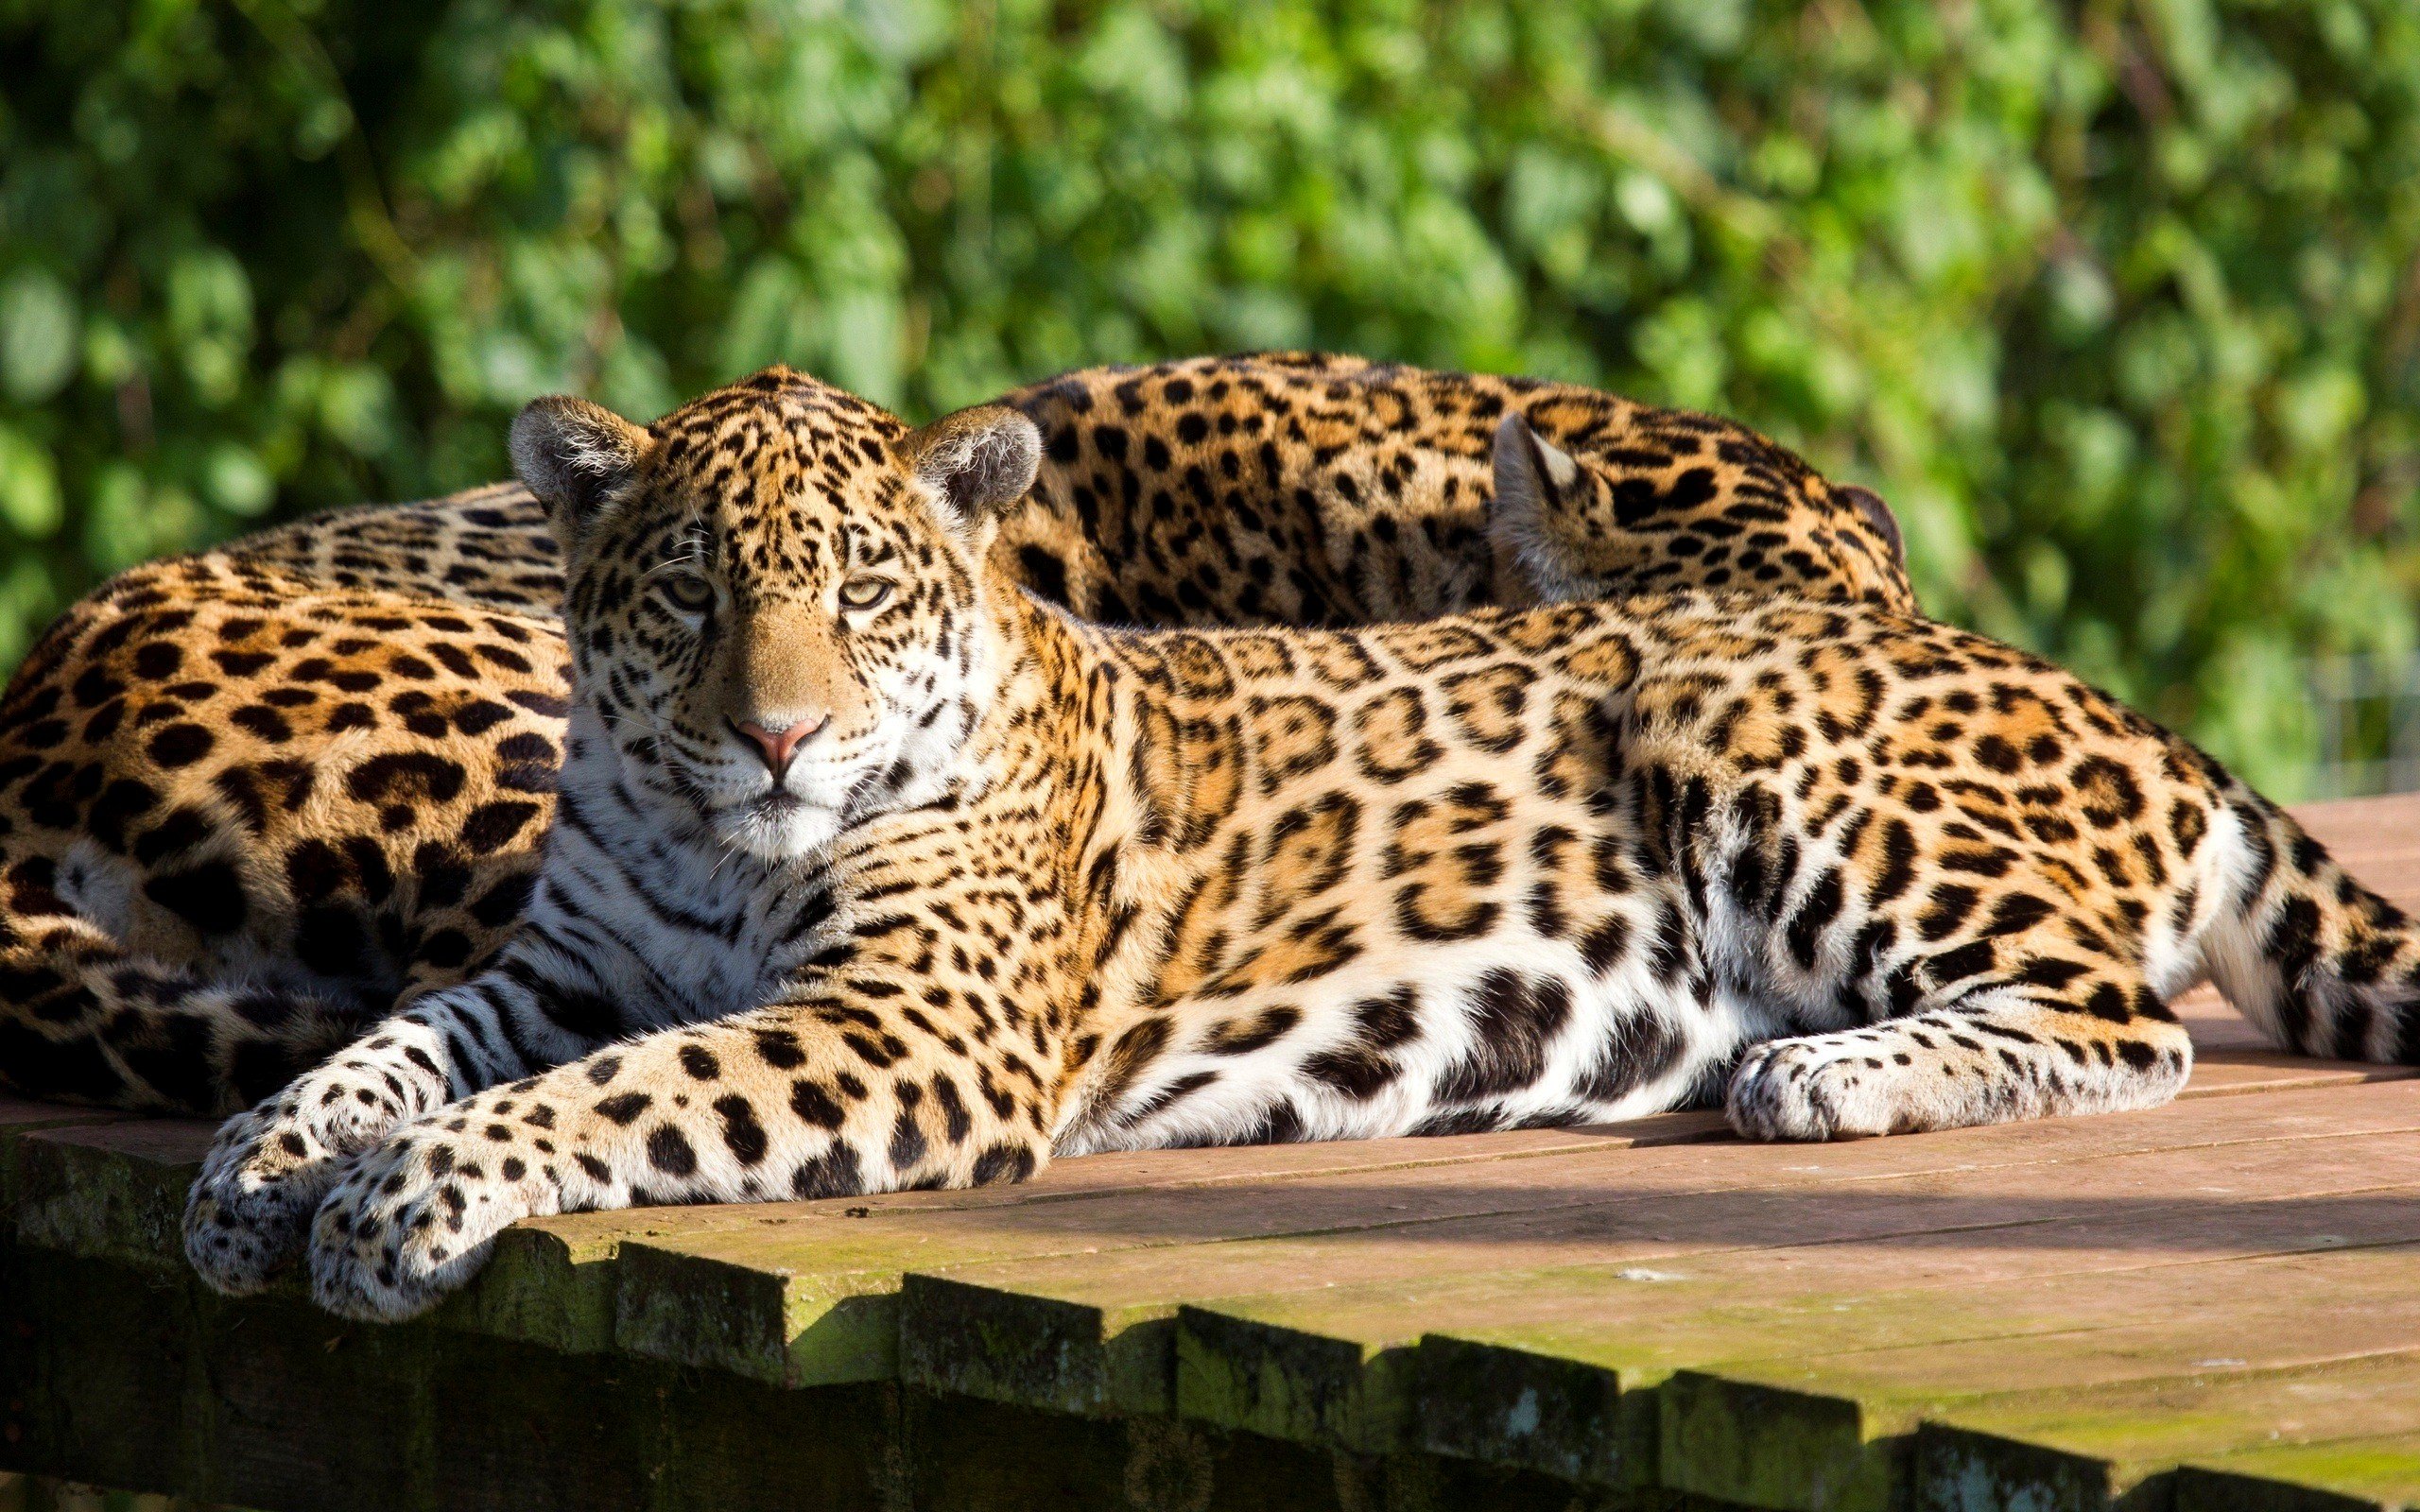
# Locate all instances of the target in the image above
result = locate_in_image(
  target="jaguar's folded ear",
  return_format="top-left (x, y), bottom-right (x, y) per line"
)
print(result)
top-left (510, 396), bottom-right (653, 541)
top-left (1491, 411), bottom-right (1582, 518)
top-left (901, 404), bottom-right (1042, 532)
top-left (1490, 412), bottom-right (1598, 601)
top-left (1835, 483), bottom-right (1907, 567)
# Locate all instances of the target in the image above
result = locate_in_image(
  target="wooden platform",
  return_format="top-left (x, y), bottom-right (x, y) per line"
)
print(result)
top-left (7, 797), bottom-right (2420, 1511)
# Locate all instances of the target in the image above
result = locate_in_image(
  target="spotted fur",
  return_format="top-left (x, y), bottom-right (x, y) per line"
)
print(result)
top-left (0, 486), bottom-right (570, 1111)
top-left (997, 352), bottom-right (1913, 623)
top-left (148, 369), bottom-right (2420, 1323)
top-left (0, 355), bottom-right (1905, 1119)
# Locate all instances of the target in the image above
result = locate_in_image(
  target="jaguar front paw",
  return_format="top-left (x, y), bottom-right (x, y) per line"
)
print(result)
top-left (306, 1119), bottom-right (556, 1322)
top-left (182, 1037), bottom-right (450, 1293)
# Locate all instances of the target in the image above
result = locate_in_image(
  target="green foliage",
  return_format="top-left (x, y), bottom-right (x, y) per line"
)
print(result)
top-left (3, 0), bottom-right (2417, 794)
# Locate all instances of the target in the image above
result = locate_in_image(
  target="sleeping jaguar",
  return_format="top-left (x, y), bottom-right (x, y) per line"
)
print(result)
top-left (125, 368), bottom-right (2413, 1323)
top-left (0, 352), bottom-right (1908, 1117)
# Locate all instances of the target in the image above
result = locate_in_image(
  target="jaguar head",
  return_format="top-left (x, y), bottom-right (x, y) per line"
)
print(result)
top-left (510, 368), bottom-right (1040, 861)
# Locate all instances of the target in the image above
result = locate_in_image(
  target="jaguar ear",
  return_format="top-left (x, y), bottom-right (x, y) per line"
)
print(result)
top-left (1835, 482), bottom-right (1906, 567)
top-left (901, 404), bottom-right (1042, 531)
top-left (1492, 409), bottom-right (1582, 517)
top-left (510, 396), bottom-right (653, 541)
top-left (1489, 413), bottom-right (1596, 601)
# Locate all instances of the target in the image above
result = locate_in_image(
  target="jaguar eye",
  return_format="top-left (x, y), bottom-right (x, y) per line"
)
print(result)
top-left (838, 577), bottom-right (893, 611)
top-left (661, 573), bottom-right (714, 612)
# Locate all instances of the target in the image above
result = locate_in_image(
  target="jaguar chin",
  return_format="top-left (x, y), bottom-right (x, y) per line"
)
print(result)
top-left (710, 784), bottom-right (843, 863)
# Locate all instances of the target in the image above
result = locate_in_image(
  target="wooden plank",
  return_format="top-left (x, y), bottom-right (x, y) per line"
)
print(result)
top-left (9, 1121), bottom-right (214, 1267)
top-left (1167, 1156), bottom-right (2420, 1482)
top-left (1647, 1244), bottom-right (2420, 1512)
top-left (578, 1110), bottom-right (1730, 1385)
top-left (0, 1096), bottom-right (130, 1216)
top-left (900, 1083), bottom-right (2420, 1428)
top-left (1239, 1150), bottom-right (2420, 1480)
top-left (452, 1111), bottom-right (1733, 1352)
top-left (1209, 1163), bottom-right (2412, 1458)
top-left (2183, 1048), bottom-right (2416, 1098)
top-left (2175, 1435), bottom-right (2420, 1512)
top-left (0, 1095), bottom-right (127, 1135)
top-left (1912, 1358), bottom-right (2420, 1512)
top-left (1403, 1172), bottom-right (2420, 1369)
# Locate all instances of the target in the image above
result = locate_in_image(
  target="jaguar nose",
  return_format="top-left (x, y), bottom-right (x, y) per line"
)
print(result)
top-left (731, 713), bottom-right (828, 781)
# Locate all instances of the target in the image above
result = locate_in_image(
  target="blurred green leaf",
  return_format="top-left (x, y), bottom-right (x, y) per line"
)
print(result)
top-left (0, 425), bottom-right (60, 539)
top-left (0, 270), bottom-right (78, 403)
top-left (201, 441), bottom-right (273, 516)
